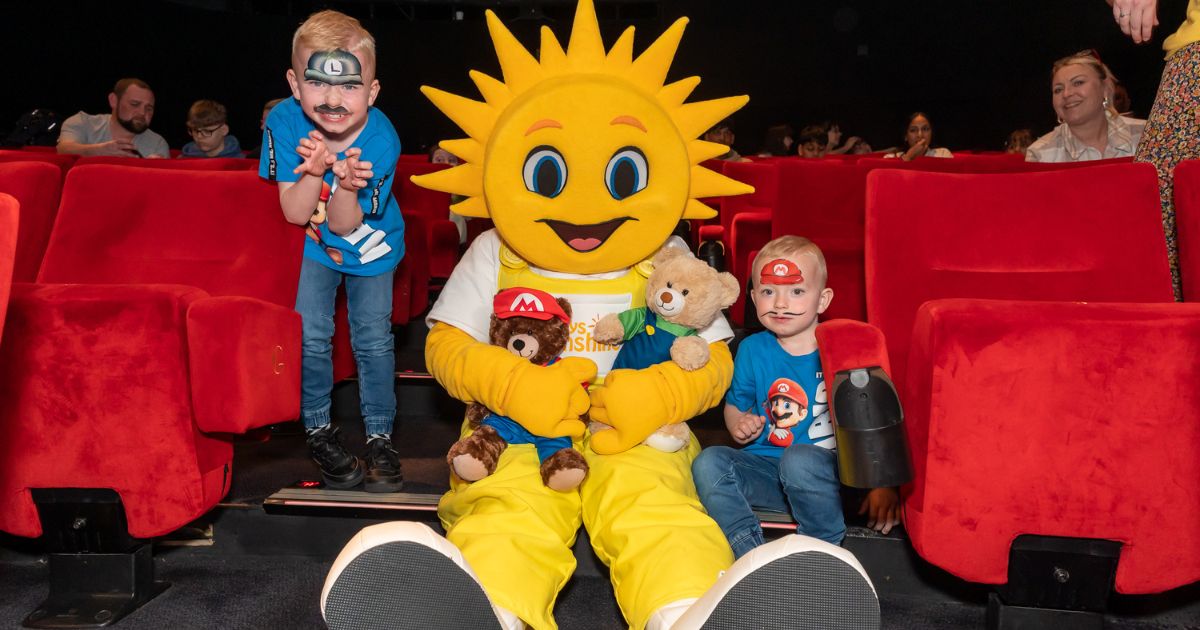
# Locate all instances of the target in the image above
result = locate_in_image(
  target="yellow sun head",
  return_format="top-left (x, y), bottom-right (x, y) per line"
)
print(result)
top-left (413, 0), bottom-right (753, 274)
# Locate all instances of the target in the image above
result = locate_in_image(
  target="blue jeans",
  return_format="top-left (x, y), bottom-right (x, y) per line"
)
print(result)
top-left (295, 257), bottom-right (396, 435)
top-left (692, 444), bottom-right (844, 558)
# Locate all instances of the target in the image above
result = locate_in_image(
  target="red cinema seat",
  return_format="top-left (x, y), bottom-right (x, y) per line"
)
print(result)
top-left (0, 193), bottom-right (16, 335)
top-left (702, 160), bottom-right (778, 325)
top-left (863, 164), bottom-right (1198, 620)
top-left (858, 155), bottom-right (1133, 174)
top-left (19, 145), bottom-right (58, 153)
top-left (395, 161), bottom-right (460, 278)
top-left (0, 149), bottom-right (77, 183)
top-left (75, 155), bottom-right (256, 171)
top-left (0, 161), bottom-right (62, 282)
top-left (1172, 159), bottom-right (1200, 303)
top-left (0, 165), bottom-right (304, 624)
top-left (772, 160), bottom-right (870, 322)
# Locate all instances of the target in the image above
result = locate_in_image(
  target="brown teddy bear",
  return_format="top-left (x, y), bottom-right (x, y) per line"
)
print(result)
top-left (591, 246), bottom-right (740, 451)
top-left (446, 287), bottom-right (590, 492)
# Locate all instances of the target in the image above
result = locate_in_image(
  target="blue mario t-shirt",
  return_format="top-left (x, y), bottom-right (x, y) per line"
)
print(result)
top-left (727, 331), bottom-right (834, 458)
top-left (260, 97), bottom-right (404, 276)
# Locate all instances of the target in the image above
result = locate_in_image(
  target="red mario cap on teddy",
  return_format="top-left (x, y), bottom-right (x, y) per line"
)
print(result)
top-left (760, 258), bottom-right (804, 285)
top-left (493, 287), bottom-right (570, 324)
top-left (767, 377), bottom-right (808, 405)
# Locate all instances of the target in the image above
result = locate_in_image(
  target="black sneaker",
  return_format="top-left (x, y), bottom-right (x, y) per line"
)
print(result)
top-left (364, 436), bottom-right (404, 493)
top-left (307, 425), bottom-right (364, 490)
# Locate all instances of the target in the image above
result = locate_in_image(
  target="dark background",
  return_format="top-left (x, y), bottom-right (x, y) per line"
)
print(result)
top-left (5, 0), bottom-right (1188, 155)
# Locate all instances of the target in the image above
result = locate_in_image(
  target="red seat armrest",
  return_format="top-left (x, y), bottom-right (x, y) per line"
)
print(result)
top-left (188, 296), bottom-right (301, 434)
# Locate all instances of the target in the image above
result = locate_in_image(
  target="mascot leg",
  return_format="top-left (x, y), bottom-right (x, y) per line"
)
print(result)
top-left (321, 443), bottom-right (580, 630)
top-left (580, 435), bottom-right (732, 630)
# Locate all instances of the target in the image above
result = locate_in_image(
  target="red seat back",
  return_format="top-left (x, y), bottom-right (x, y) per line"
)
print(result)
top-left (866, 163), bottom-right (1172, 389)
top-left (773, 160), bottom-right (870, 321)
top-left (74, 156), bottom-right (257, 171)
top-left (0, 149), bottom-right (77, 183)
top-left (859, 155), bottom-right (1133, 174)
top-left (0, 162), bottom-right (62, 282)
top-left (1172, 159), bottom-right (1200, 302)
top-left (0, 193), bottom-right (16, 336)
top-left (40, 165), bottom-right (302, 308)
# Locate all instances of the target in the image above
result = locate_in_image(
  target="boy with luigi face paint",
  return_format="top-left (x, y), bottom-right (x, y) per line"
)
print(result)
top-left (259, 9), bottom-right (406, 494)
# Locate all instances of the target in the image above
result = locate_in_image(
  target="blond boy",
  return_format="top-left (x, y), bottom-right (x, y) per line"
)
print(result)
top-left (693, 235), bottom-right (900, 557)
top-left (259, 10), bottom-right (404, 492)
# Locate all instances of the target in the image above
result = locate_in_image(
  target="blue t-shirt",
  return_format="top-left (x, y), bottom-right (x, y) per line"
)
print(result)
top-left (727, 331), bottom-right (834, 458)
top-left (259, 97), bottom-right (404, 276)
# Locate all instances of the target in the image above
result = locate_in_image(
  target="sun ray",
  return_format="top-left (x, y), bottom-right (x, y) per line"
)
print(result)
top-left (419, 86), bottom-right (497, 143)
top-left (566, 0), bottom-right (606, 66)
top-left (606, 27), bottom-right (636, 70)
top-left (450, 195), bottom-right (491, 219)
top-left (410, 163), bottom-right (484, 198)
top-left (688, 139), bottom-right (731, 164)
top-left (539, 26), bottom-right (567, 72)
top-left (629, 17), bottom-right (688, 93)
top-left (469, 70), bottom-right (512, 110)
top-left (691, 164), bottom-right (754, 199)
top-left (440, 138), bottom-right (484, 165)
top-left (683, 198), bottom-right (719, 220)
top-left (658, 76), bottom-right (700, 109)
top-left (486, 11), bottom-right (543, 93)
top-left (674, 95), bottom-right (750, 140)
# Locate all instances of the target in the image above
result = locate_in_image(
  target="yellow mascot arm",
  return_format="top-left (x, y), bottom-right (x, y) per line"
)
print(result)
top-left (425, 322), bottom-right (595, 438)
top-left (589, 341), bottom-right (733, 454)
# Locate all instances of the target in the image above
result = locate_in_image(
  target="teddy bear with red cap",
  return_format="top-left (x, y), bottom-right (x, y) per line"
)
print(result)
top-left (445, 287), bottom-right (590, 492)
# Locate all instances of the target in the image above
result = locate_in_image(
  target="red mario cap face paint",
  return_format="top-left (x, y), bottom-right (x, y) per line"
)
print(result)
top-left (493, 287), bottom-right (570, 324)
top-left (760, 258), bottom-right (804, 285)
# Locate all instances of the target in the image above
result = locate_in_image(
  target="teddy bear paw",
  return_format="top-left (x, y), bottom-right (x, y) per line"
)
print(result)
top-left (592, 313), bottom-right (626, 345)
top-left (670, 335), bottom-right (710, 371)
top-left (643, 423), bottom-right (691, 452)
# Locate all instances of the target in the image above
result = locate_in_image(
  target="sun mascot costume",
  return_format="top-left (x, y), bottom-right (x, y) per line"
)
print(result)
top-left (319, 1), bottom-right (881, 628)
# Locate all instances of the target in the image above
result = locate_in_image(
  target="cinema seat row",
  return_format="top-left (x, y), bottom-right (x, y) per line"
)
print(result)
top-left (2, 152), bottom-right (1200, 626)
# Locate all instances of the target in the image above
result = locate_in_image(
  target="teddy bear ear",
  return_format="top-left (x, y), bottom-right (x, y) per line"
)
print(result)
top-left (556, 297), bottom-right (573, 319)
top-left (652, 244), bottom-right (687, 266)
top-left (718, 272), bottom-right (741, 306)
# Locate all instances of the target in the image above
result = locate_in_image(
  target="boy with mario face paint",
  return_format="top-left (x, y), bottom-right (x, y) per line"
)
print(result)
top-left (319, 4), bottom-right (884, 629)
top-left (260, 10), bottom-right (405, 494)
top-left (692, 235), bottom-right (901, 560)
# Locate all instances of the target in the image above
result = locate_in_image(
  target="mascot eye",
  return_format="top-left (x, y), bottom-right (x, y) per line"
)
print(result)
top-left (604, 147), bottom-right (648, 200)
top-left (523, 146), bottom-right (567, 198)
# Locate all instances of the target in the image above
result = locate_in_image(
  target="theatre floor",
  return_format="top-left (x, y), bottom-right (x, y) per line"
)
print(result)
top-left (1, 322), bottom-right (1197, 629)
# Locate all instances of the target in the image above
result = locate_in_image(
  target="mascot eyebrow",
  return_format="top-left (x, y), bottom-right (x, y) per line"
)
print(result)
top-left (610, 115), bottom-right (647, 132)
top-left (304, 49), bottom-right (364, 86)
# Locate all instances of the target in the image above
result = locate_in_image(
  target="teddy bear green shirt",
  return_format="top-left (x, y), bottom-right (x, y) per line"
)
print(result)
top-left (610, 306), bottom-right (697, 371)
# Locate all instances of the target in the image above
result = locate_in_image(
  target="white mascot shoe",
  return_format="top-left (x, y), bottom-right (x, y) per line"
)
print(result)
top-left (321, 521), bottom-right (524, 630)
top-left (667, 534), bottom-right (880, 630)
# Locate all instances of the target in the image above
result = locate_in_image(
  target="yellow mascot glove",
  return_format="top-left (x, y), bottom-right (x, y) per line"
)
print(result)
top-left (588, 341), bottom-right (733, 454)
top-left (426, 322), bottom-right (595, 438)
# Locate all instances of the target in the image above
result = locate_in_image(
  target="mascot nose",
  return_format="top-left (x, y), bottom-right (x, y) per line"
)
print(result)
top-left (660, 291), bottom-right (673, 304)
top-left (513, 339), bottom-right (525, 351)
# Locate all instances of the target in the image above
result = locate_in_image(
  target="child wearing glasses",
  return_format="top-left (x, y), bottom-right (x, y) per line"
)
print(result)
top-left (181, 99), bottom-right (243, 158)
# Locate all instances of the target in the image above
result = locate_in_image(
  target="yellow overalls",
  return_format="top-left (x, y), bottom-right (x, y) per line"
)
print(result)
top-left (437, 244), bottom-right (733, 630)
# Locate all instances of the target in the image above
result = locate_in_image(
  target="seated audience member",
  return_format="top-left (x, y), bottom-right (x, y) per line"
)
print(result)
top-left (1112, 81), bottom-right (1134, 116)
top-left (884, 112), bottom-right (953, 160)
top-left (824, 121), bottom-right (863, 155)
top-left (248, 97), bottom-right (287, 159)
top-left (1005, 128), bottom-right (1035, 154)
top-left (1026, 51), bottom-right (1145, 162)
top-left (181, 100), bottom-right (243, 158)
top-left (703, 118), bottom-right (750, 161)
top-left (430, 145), bottom-right (459, 166)
top-left (57, 78), bottom-right (169, 158)
top-left (797, 124), bottom-right (830, 158)
top-left (757, 123), bottom-right (795, 157)
top-left (850, 139), bottom-right (875, 154)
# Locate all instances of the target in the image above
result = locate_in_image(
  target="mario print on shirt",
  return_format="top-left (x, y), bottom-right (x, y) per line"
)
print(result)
top-left (765, 377), bottom-right (808, 447)
top-left (304, 179), bottom-right (392, 267)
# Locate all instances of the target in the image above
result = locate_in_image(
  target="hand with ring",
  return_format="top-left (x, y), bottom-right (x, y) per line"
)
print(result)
top-left (1110, 0), bottom-right (1159, 44)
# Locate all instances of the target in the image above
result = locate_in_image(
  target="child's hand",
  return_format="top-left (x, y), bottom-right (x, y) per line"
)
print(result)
top-left (294, 130), bottom-right (336, 177)
top-left (332, 147), bottom-right (374, 192)
top-left (858, 487), bottom-right (901, 535)
top-left (731, 411), bottom-right (765, 444)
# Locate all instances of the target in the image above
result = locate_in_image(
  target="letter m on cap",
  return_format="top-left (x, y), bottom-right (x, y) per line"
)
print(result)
top-left (510, 292), bottom-right (545, 313)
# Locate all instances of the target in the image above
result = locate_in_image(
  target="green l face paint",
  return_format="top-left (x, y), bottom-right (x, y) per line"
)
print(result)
top-left (304, 49), bottom-right (364, 86)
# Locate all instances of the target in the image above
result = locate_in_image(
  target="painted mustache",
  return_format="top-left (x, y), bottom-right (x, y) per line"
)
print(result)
top-left (314, 105), bottom-right (350, 115)
top-left (764, 311), bottom-right (805, 317)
